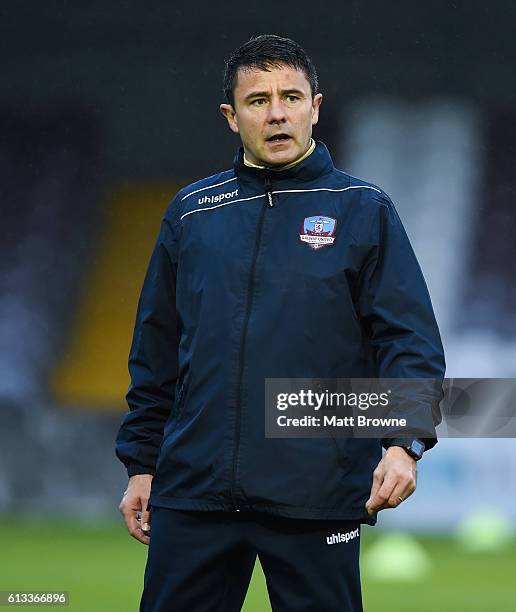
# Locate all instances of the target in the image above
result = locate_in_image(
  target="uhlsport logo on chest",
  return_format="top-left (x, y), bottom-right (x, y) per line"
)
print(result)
top-left (299, 215), bottom-right (337, 250)
top-left (198, 188), bottom-right (238, 206)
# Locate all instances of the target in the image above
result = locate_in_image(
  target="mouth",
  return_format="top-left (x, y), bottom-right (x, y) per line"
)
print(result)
top-left (266, 133), bottom-right (292, 144)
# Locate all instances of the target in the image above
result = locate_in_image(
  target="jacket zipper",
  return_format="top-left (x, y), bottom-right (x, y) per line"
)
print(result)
top-left (230, 174), bottom-right (273, 511)
top-left (264, 175), bottom-right (275, 207)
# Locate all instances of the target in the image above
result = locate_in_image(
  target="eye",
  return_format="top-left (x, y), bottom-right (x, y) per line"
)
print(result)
top-left (286, 95), bottom-right (300, 102)
top-left (251, 98), bottom-right (267, 106)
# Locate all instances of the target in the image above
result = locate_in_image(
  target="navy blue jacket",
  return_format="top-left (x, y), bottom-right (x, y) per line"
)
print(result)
top-left (115, 141), bottom-right (445, 525)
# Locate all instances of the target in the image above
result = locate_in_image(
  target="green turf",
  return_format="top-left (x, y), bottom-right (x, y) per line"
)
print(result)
top-left (1, 518), bottom-right (515, 611)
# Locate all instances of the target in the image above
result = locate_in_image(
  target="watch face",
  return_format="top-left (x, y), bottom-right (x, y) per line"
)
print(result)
top-left (411, 439), bottom-right (425, 458)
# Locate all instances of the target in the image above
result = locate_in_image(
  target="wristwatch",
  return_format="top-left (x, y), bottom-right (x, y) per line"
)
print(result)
top-left (383, 438), bottom-right (425, 461)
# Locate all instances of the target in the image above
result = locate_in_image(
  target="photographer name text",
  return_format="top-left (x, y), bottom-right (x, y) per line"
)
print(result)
top-left (277, 415), bottom-right (407, 428)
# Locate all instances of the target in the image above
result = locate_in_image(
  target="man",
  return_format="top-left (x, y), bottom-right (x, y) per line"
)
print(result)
top-left (116, 34), bottom-right (445, 611)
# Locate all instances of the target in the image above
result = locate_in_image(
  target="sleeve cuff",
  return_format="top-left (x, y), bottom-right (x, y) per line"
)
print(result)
top-left (127, 465), bottom-right (156, 477)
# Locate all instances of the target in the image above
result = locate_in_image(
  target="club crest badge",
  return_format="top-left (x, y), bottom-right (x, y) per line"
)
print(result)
top-left (299, 215), bottom-right (337, 250)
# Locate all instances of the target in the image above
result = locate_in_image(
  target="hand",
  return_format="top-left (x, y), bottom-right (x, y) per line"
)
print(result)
top-left (365, 446), bottom-right (417, 515)
top-left (119, 474), bottom-right (154, 545)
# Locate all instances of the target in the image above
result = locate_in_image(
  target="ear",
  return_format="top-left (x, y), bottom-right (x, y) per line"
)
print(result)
top-left (220, 103), bottom-right (240, 134)
top-left (311, 93), bottom-right (323, 126)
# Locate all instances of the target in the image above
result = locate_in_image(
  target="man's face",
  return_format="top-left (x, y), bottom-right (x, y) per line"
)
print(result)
top-left (220, 64), bottom-right (323, 167)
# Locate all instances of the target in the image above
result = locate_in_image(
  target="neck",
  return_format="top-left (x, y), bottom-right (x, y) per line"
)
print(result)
top-left (244, 138), bottom-right (316, 170)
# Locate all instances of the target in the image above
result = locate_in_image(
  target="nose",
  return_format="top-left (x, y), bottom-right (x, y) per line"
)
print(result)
top-left (266, 97), bottom-right (287, 124)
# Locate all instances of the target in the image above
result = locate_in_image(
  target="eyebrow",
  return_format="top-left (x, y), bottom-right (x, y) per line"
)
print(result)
top-left (244, 88), bottom-right (306, 102)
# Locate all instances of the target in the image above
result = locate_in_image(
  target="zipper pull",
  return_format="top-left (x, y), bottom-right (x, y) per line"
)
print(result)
top-left (264, 175), bottom-right (274, 208)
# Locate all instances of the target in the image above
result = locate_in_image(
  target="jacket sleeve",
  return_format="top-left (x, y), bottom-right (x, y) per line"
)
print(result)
top-left (115, 208), bottom-right (181, 477)
top-left (357, 193), bottom-right (446, 451)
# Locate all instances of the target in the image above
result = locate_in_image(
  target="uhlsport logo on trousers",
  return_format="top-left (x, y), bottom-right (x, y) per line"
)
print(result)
top-left (326, 527), bottom-right (360, 545)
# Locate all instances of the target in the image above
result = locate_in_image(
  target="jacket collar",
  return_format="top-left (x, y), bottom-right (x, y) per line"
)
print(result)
top-left (243, 138), bottom-right (316, 169)
top-left (233, 140), bottom-right (334, 186)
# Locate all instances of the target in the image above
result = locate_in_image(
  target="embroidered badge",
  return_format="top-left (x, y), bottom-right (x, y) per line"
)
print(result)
top-left (299, 216), bottom-right (337, 250)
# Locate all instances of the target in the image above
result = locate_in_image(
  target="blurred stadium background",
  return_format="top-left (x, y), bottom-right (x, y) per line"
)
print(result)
top-left (1, 2), bottom-right (516, 610)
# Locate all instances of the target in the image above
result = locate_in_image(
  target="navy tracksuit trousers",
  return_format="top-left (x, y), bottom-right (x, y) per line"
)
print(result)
top-left (140, 506), bottom-right (363, 612)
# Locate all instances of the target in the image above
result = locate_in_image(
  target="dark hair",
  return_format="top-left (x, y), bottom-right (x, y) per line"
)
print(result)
top-left (222, 34), bottom-right (319, 106)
